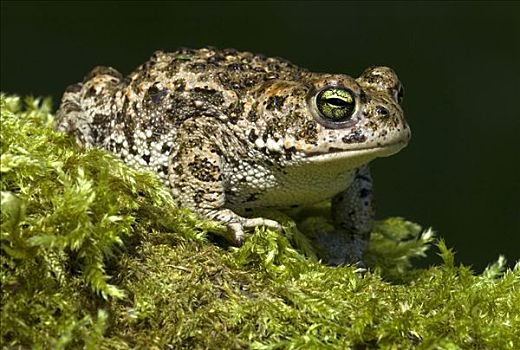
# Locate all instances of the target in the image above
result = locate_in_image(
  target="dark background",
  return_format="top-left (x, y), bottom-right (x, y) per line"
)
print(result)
top-left (2, 1), bottom-right (519, 271)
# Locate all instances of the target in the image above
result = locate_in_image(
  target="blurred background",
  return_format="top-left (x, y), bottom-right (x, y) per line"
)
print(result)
top-left (2, 1), bottom-right (519, 271)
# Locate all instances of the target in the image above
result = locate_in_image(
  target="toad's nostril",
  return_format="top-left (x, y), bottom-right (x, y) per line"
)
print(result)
top-left (376, 106), bottom-right (389, 117)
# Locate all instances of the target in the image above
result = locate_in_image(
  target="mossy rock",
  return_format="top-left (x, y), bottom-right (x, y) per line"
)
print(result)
top-left (1, 94), bottom-right (519, 349)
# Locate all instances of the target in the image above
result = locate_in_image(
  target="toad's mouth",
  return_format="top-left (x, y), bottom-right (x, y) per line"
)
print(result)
top-left (304, 140), bottom-right (408, 163)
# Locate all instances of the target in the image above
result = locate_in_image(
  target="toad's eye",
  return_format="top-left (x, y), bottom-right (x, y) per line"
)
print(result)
top-left (316, 88), bottom-right (356, 121)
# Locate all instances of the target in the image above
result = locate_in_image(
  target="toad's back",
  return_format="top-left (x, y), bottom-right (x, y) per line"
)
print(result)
top-left (56, 48), bottom-right (311, 181)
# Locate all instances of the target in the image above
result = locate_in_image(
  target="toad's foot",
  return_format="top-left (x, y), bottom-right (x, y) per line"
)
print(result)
top-left (207, 208), bottom-right (283, 245)
top-left (229, 218), bottom-right (283, 245)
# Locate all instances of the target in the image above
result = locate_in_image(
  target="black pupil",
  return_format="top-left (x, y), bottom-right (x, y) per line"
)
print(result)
top-left (326, 97), bottom-right (349, 107)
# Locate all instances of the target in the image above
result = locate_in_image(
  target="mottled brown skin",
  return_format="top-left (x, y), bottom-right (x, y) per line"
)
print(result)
top-left (55, 47), bottom-right (410, 266)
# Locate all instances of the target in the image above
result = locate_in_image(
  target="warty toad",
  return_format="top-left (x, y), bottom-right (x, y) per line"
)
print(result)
top-left (55, 47), bottom-right (410, 265)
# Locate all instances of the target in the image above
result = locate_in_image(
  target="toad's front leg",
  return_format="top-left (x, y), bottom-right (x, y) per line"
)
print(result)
top-left (168, 121), bottom-right (281, 244)
top-left (312, 165), bottom-right (374, 266)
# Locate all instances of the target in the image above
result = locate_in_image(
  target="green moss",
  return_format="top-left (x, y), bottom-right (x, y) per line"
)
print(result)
top-left (1, 94), bottom-right (519, 349)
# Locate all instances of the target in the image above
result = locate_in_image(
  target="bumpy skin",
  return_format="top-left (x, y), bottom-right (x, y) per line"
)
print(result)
top-left (55, 47), bottom-right (410, 265)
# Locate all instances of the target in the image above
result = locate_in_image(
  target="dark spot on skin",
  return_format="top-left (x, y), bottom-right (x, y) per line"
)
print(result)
top-left (212, 148), bottom-right (225, 159)
top-left (263, 158), bottom-right (275, 167)
top-left (227, 63), bottom-right (243, 71)
top-left (165, 87), bottom-right (226, 123)
top-left (248, 129), bottom-right (258, 143)
top-left (171, 162), bottom-right (183, 177)
top-left (93, 113), bottom-right (108, 127)
top-left (90, 127), bottom-right (99, 143)
top-left (359, 188), bottom-right (371, 198)
top-left (284, 146), bottom-right (296, 160)
top-left (146, 85), bottom-right (169, 104)
top-left (342, 129), bottom-right (367, 144)
top-left (265, 95), bottom-right (286, 111)
top-left (189, 157), bottom-right (221, 182)
top-left (244, 78), bottom-right (257, 88)
top-left (376, 106), bottom-right (389, 117)
top-left (142, 154), bottom-right (151, 164)
top-left (86, 87), bottom-right (97, 97)
top-left (367, 121), bottom-right (378, 130)
top-left (142, 59), bottom-right (157, 71)
top-left (216, 69), bottom-right (261, 92)
top-left (259, 147), bottom-right (284, 162)
top-left (217, 71), bottom-right (231, 86)
top-left (226, 101), bottom-right (244, 124)
top-left (267, 62), bottom-right (280, 72)
top-left (296, 121), bottom-right (318, 142)
top-left (359, 90), bottom-right (368, 103)
top-left (305, 122), bottom-right (318, 140)
top-left (193, 190), bottom-right (205, 204)
top-left (190, 88), bottom-right (225, 109)
top-left (150, 50), bottom-right (164, 60)
top-left (161, 143), bottom-right (172, 154)
top-left (357, 174), bottom-right (371, 182)
top-left (247, 104), bottom-right (258, 122)
top-left (208, 52), bottom-right (225, 65)
top-left (236, 175), bottom-right (248, 184)
top-left (193, 87), bottom-right (219, 96)
top-left (174, 79), bottom-right (186, 92)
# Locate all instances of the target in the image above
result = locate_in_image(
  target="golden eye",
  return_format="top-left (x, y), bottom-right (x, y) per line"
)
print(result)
top-left (316, 88), bottom-right (355, 121)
